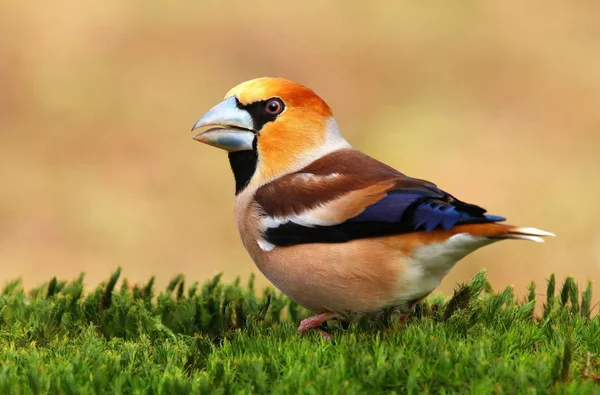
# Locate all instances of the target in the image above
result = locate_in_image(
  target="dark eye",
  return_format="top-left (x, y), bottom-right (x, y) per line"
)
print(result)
top-left (265, 99), bottom-right (283, 115)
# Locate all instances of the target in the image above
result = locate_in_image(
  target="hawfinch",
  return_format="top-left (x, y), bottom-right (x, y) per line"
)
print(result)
top-left (191, 77), bottom-right (554, 336)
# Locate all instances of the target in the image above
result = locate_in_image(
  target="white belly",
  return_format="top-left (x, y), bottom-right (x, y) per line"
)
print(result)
top-left (391, 233), bottom-right (494, 308)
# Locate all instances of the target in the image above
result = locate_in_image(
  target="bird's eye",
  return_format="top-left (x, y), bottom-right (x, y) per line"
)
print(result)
top-left (265, 99), bottom-right (283, 115)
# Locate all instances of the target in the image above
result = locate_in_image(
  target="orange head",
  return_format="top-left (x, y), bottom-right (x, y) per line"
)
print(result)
top-left (192, 77), bottom-right (350, 193)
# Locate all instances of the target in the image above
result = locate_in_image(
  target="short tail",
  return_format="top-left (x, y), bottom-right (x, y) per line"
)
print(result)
top-left (492, 226), bottom-right (556, 243)
top-left (450, 223), bottom-right (556, 243)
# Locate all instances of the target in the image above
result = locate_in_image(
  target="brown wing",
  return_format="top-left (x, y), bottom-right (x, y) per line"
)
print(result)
top-left (254, 149), bottom-right (503, 246)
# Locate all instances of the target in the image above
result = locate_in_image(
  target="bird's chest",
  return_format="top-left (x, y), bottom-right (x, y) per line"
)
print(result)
top-left (235, 198), bottom-right (303, 301)
top-left (234, 190), bottom-right (270, 261)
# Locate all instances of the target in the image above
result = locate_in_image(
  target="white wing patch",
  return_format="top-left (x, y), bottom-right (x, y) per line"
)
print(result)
top-left (257, 238), bottom-right (276, 252)
top-left (296, 172), bottom-right (340, 181)
top-left (258, 202), bottom-right (343, 234)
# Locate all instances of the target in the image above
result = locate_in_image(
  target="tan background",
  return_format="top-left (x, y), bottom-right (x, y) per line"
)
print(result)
top-left (1, 1), bottom-right (599, 301)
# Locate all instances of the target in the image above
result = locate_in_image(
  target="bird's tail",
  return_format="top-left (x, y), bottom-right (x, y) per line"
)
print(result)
top-left (492, 226), bottom-right (556, 243)
top-left (450, 223), bottom-right (555, 243)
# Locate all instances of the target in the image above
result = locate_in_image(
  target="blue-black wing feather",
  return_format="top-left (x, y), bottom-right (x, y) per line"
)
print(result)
top-left (348, 190), bottom-right (504, 232)
top-left (264, 180), bottom-right (505, 246)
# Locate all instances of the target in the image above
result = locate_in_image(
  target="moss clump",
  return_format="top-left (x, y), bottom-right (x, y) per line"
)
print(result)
top-left (0, 269), bottom-right (598, 393)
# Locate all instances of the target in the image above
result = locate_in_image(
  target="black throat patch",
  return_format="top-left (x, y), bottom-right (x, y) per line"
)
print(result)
top-left (228, 142), bottom-right (258, 195)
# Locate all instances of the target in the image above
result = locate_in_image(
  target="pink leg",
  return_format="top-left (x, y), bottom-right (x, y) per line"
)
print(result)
top-left (297, 312), bottom-right (336, 333)
top-left (316, 329), bottom-right (332, 341)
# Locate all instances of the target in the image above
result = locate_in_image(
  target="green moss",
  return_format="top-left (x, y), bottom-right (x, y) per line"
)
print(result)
top-left (0, 269), bottom-right (598, 394)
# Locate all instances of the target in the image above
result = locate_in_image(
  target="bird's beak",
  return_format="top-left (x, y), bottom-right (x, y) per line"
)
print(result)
top-left (191, 96), bottom-right (256, 152)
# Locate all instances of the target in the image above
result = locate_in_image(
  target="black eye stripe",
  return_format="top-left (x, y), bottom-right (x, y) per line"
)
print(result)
top-left (237, 97), bottom-right (285, 131)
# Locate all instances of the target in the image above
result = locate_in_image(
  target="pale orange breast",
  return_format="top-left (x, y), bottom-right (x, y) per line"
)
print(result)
top-left (235, 189), bottom-right (407, 314)
top-left (249, 236), bottom-right (406, 315)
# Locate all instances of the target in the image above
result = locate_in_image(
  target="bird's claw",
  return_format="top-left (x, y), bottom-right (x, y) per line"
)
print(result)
top-left (297, 312), bottom-right (336, 339)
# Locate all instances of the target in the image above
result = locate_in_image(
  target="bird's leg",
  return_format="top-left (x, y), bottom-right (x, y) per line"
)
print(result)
top-left (297, 312), bottom-right (336, 335)
top-left (316, 329), bottom-right (332, 341)
top-left (398, 313), bottom-right (409, 325)
top-left (398, 292), bottom-right (432, 325)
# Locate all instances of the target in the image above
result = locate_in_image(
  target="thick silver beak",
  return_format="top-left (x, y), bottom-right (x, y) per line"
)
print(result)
top-left (191, 96), bottom-right (255, 152)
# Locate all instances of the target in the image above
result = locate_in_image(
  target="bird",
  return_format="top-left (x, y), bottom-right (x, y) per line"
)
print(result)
top-left (190, 77), bottom-right (554, 337)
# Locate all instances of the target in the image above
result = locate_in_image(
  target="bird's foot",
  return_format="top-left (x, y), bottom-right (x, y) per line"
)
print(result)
top-left (316, 328), bottom-right (332, 341)
top-left (398, 312), bottom-right (409, 325)
top-left (298, 312), bottom-right (336, 335)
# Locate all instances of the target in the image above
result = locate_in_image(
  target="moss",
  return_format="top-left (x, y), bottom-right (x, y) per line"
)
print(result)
top-left (0, 269), bottom-right (598, 393)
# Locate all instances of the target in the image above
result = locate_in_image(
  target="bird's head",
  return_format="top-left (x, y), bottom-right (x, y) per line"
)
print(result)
top-left (192, 77), bottom-right (350, 193)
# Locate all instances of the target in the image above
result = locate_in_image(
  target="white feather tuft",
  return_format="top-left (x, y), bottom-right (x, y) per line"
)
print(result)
top-left (507, 234), bottom-right (545, 243)
top-left (511, 227), bottom-right (556, 237)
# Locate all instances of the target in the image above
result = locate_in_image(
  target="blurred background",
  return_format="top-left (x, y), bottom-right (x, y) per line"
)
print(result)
top-left (1, 1), bottom-right (599, 301)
